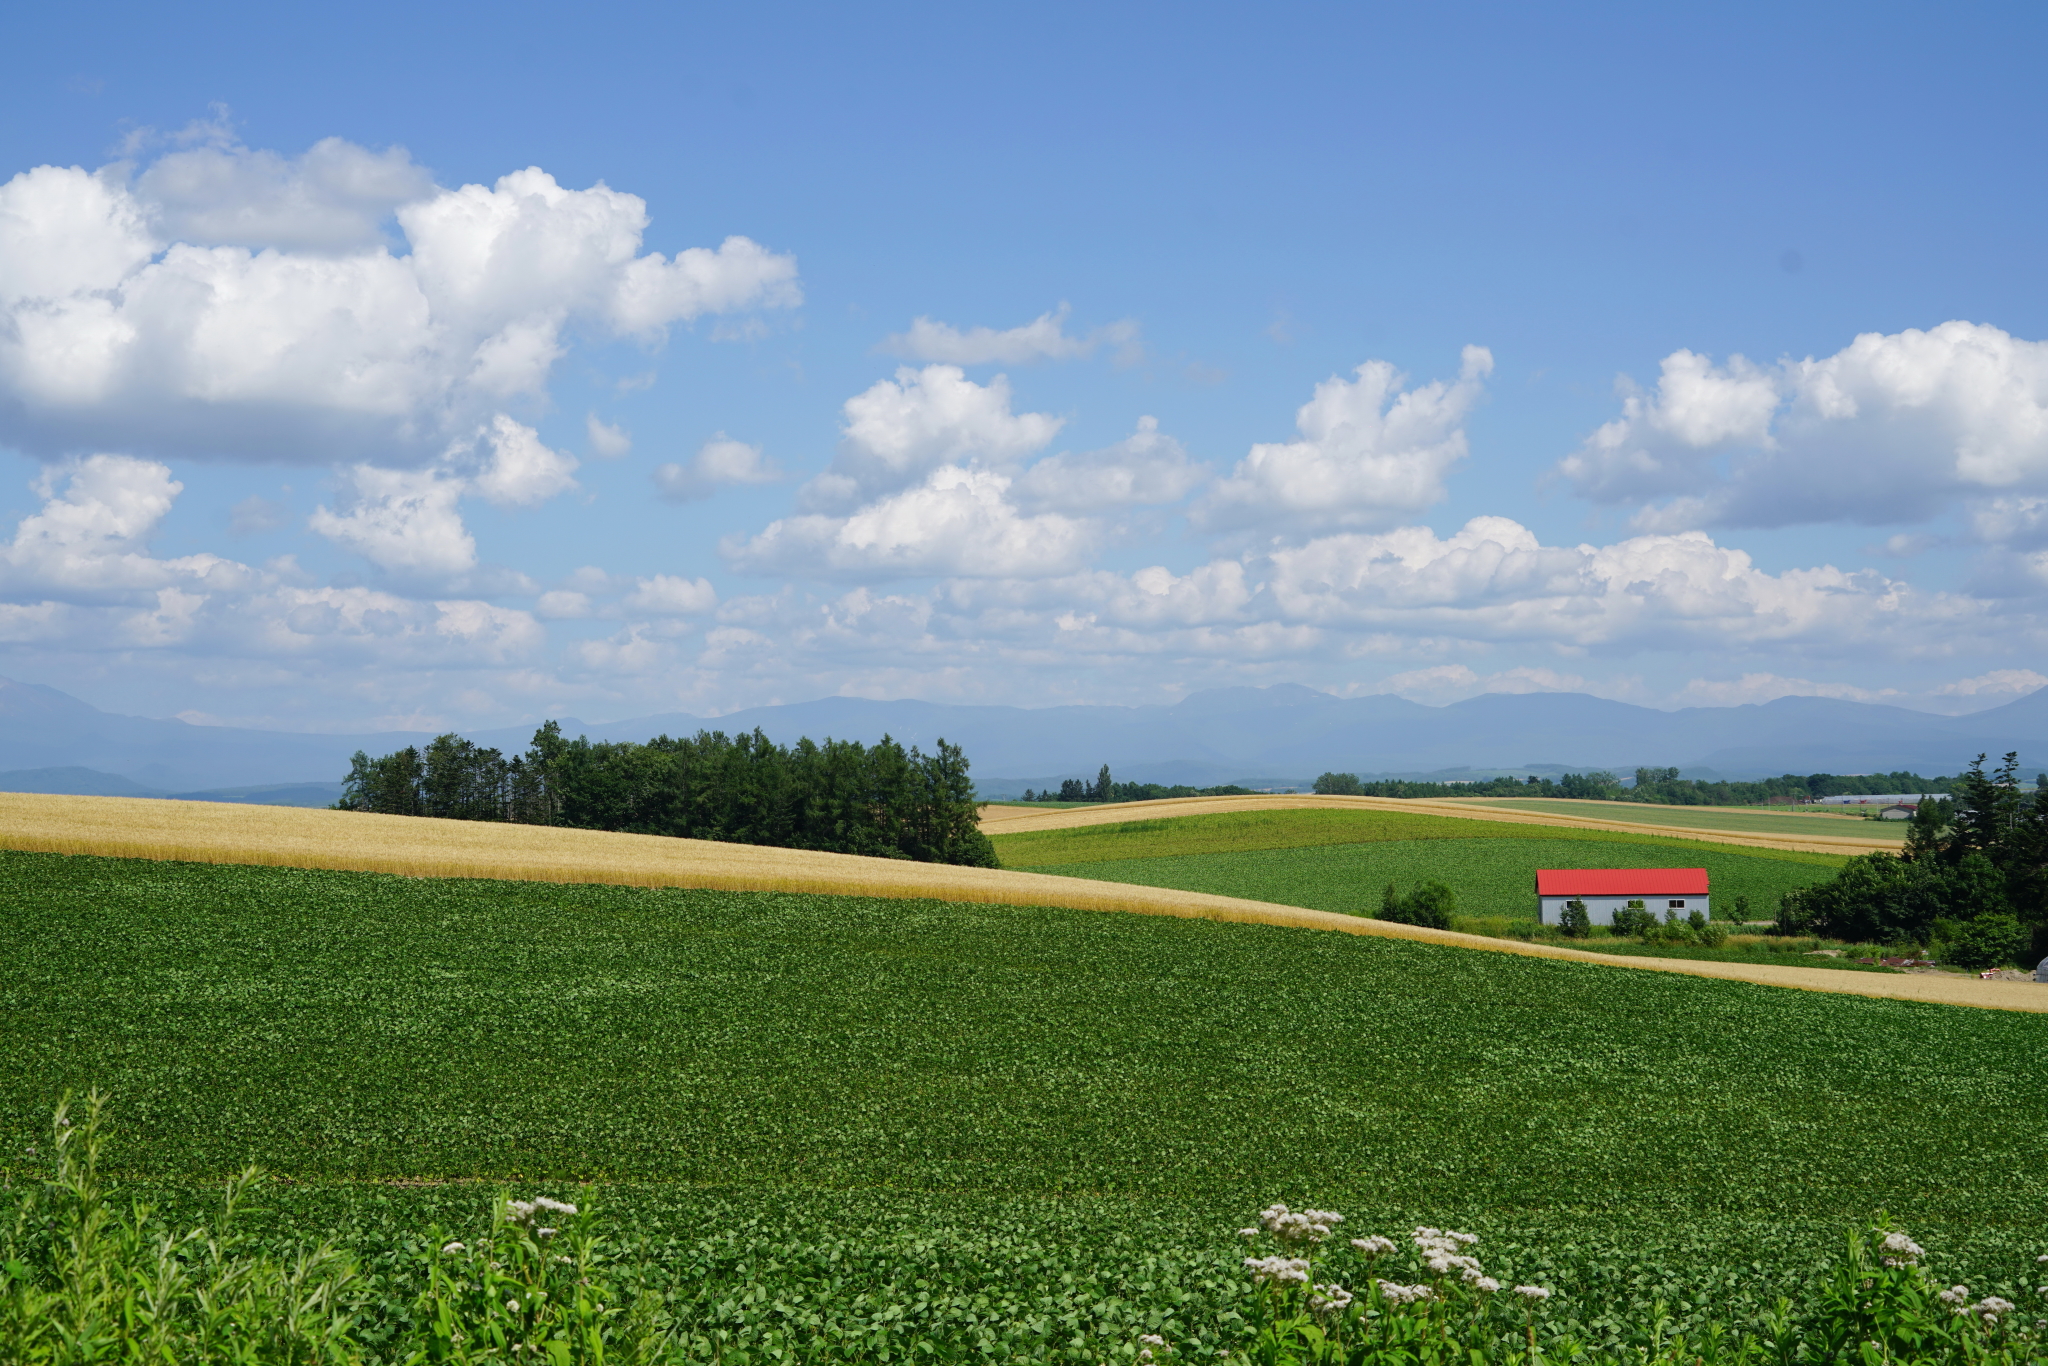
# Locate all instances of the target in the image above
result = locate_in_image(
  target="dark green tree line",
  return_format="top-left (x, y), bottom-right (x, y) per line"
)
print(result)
top-left (1313, 770), bottom-right (1620, 799)
top-left (1777, 752), bottom-right (2048, 966)
top-left (1310, 767), bottom-right (1963, 805)
top-left (1019, 763), bottom-right (1256, 802)
top-left (338, 721), bottom-right (998, 867)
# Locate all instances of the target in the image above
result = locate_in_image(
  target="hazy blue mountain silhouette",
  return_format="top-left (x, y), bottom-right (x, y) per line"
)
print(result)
top-left (3, 674), bottom-right (2043, 797)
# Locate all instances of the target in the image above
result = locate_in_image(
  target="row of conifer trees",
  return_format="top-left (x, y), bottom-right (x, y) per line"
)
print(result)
top-left (337, 721), bottom-right (999, 866)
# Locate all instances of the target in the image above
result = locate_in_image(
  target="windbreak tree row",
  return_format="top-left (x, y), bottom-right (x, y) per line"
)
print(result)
top-left (1311, 766), bottom-right (1959, 805)
top-left (1778, 753), bottom-right (2048, 966)
top-left (337, 721), bottom-right (999, 867)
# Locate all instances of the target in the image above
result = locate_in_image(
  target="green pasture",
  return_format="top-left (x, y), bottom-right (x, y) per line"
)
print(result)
top-left (3, 848), bottom-right (2044, 1360)
top-left (1026, 837), bottom-right (1841, 919)
top-left (990, 805), bottom-right (1856, 868)
top-left (1450, 797), bottom-right (1907, 840)
top-left (996, 807), bottom-right (1846, 919)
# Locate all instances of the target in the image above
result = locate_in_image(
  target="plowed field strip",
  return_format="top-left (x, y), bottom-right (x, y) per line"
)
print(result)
top-left (977, 793), bottom-right (1900, 855)
top-left (0, 792), bottom-right (2027, 1013)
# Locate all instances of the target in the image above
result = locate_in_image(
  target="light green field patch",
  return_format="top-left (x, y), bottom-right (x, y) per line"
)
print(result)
top-left (1452, 797), bottom-right (1907, 840)
top-left (1028, 835), bottom-right (1842, 919)
top-left (992, 805), bottom-right (1850, 871)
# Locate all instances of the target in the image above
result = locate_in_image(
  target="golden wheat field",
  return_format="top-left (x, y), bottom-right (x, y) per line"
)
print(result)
top-left (1, 790), bottom-right (2035, 1013)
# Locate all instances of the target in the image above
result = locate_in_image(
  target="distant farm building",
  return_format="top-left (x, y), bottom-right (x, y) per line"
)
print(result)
top-left (1878, 804), bottom-right (1919, 820)
top-left (1536, 868), bottom-right (1708, 926)
top-left (1812, 793), bottom-right (1939, 806)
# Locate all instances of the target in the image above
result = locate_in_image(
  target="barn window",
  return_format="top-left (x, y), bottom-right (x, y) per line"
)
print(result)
top-left (1668, 899), bottom-right (1686, 909)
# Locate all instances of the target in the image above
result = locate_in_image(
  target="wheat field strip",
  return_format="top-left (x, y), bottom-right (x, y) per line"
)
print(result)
top-left (0, 791), bottom-right (2033, 1012)
top-left (977, 792), bottom-right (1903, 854)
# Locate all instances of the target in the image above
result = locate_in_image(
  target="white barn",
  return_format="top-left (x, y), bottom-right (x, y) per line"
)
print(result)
top-left (1536, 868), bottom-right (1709, 926)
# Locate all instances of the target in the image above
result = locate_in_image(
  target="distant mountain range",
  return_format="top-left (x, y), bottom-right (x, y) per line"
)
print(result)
top-left (2, 674), bottom-right (2044, 803)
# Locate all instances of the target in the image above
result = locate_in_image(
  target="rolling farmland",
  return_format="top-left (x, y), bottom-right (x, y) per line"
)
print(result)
top-left (4, 847), bottom-right (2048, 1360)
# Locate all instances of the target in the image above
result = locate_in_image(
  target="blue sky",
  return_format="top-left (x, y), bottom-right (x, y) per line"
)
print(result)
top-left (3, 1), bottom-right (2046, 731)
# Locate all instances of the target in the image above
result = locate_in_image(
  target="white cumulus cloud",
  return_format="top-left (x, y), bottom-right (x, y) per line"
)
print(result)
top-left (585, 413), bottom-right (632, 458)
top-left (0, 454), bottom-right (248, 602)
top-left (1561, 321), bottom-right (2048, 532)
top-left (0, 147), bottom-right (800, 466)
top-left (470, 415), bottom-right (579, 508)
top-left (1195, 346), bottom-right (1493, 534)
top-left (730, 465), bottom-right (1092, 579)
top-left (309, 466), bottom-right (476, 577)
top-left (799, 365), bottom-right (1062, 512)
top-left (622, 574), bottom-right (718, 616)
top-left (881, 304), bottom-right (1138, 365)
top-left (134, 135), bottom-right (434, 252)
top-left (654, 432), bottom-right (781, 501)
top-left (1013, 416), bottom-right (1207, 513)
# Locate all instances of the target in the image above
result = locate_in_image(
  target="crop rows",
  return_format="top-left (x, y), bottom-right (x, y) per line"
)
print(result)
top-left (4, 848), bottom-right (2045, 1359)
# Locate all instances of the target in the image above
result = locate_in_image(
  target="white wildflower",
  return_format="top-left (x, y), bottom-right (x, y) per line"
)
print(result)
top-left (1879, 1232), bottom-right (1925, 1265)
top-left (1474, 1276), bottom-right (1502, 1293)
top-left (1245, 1256), bottom-right (1312, 1286)
top-left (440, 1241), bottom-right (466, 1255)
top-left (1309, 1282), bottom-right (1355, 1315)
top-left (1413, 1227), bottom-right (1480, 1257)
top-left (1350, 1235), bottom-right (1397, 1257)
top-left (505, 1299), bottom-right (521, 1313)
top-left (534, 1196), bottom-right (579, 1216)
top-left (1376, 1280), bottom-right (1438, 1305)
top-left (1973, 1297), bottom-right (2016, 1323)
top-left (1138, 1335), bottom-right (1166, 1348)
top-left (1939, 1286), bottom-right (1971, 1308)
top-left (1513, 1285), bottom-right (1553, 1301)
top-left (1239, 1227), bottom-right (1260, 1238)
top-left (1258, 1204), bottom-right (1344, 1245)
top-left (504, 1200), bottom-right (536, 1224)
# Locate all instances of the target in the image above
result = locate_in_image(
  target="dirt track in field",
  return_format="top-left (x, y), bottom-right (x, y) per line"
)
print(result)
top-left (979, 792), bottom-right (1902, 856)
top-left (2, 791), bottom-right (2034, 1014)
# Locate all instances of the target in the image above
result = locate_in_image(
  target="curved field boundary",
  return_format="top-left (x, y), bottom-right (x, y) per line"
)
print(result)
top-left (2, 792), bottom-right (2033, 1014)
top-left (979, 793), bottom-right (1901, 856)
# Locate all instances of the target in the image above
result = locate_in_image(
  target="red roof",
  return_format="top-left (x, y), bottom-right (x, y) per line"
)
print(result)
top-left (1536, 868), bottom-right (1708, 896)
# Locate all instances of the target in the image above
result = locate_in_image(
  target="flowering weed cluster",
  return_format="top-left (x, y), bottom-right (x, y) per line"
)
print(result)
top-left (9, 1115), bottom-right (2048, 1366)
top-left (1194, 1204), bottom-right (2048, 1366)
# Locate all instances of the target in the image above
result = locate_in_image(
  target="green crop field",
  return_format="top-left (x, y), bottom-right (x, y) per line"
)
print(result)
top-left (1451, 797), bottom-right (1907, 840)
top-left (3, 847), bottom-right (2043, 1362)
top-left (1023, 838), bottom-right (1840, 919)
top-left (995, 808), bottom-right (1846, 918)
top-left (990, 806), bottom-right (1856, 869)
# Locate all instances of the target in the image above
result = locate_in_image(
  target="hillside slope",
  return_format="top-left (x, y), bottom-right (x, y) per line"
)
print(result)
top-left (0, 792), bottom-right (2034, 1012)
